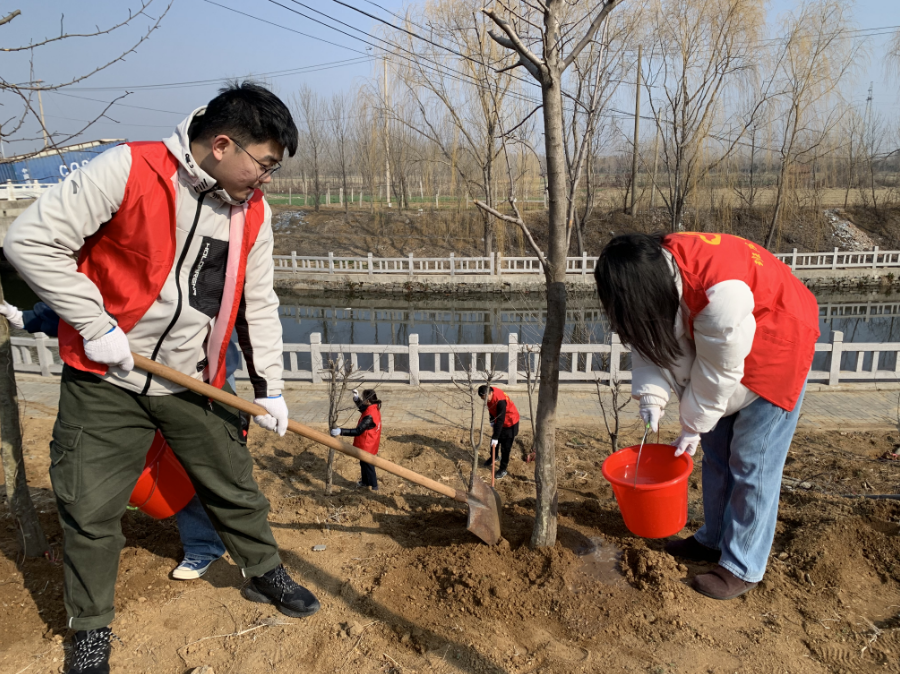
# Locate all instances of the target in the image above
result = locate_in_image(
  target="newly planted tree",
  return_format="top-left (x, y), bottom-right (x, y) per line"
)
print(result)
top-left (479, 0), bottom-right (623, 547)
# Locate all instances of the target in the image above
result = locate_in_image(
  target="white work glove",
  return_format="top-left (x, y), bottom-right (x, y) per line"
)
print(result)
top-left (352, 388), bottom-right (360, 402)
top-left (0, 301), bottom-right (24, 329)
top-left (83, 326), bottom-right (134, 372)
top-left (640, 404), bottom-right (663, 434)
top-left (490, 439), bottom-right (499, 449)
top-left (330, 428), bottom-right (341, 437)
top-left (253, 395), bottom-right (289, 437)
top-left (673, 431), bottom-right (701, 457)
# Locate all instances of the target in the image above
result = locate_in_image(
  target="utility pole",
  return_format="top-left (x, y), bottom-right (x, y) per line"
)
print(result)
top-left (383, 57), bottom-right (392, 209)
top-left (629, 45), bottom-right (641, 215)
top-left (35, 80), bottom-right (48, 148)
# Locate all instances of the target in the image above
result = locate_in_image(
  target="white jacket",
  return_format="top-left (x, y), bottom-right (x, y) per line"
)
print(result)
top-left (5, 108), bottom-right (284, 397)
top-left (631, 251), bottom-right (758, 434)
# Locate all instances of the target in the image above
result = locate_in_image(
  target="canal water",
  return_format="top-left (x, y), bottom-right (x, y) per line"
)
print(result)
top-left (4, 261), bottom-right (899, 372)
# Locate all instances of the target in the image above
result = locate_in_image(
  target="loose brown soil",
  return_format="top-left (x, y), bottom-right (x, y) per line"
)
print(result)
top-left (2, 416), bottom-right (899, 674)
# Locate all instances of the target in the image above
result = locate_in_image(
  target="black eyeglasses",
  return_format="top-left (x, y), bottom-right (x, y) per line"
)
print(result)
top-left (231, 137), bottom-right (281, 177)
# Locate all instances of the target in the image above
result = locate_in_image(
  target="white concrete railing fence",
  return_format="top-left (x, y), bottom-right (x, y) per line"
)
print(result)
top-left (274, 252), bottom-right (595, 277)
top-left (0, 180), bottom-right (55, 201)
top-left (9, 330), bottom-right (896, 387)
top-left (274, 248), bottom-right (900, 277)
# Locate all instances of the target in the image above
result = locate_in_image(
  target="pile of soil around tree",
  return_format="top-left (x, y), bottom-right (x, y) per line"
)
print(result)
top-left (1, 416), bottom-right (899, 674)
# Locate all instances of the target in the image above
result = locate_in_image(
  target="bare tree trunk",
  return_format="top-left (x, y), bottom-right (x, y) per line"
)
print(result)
top-left (531, 50), bottom-right (567, 549)
top-left (482, 0), bottom-right (622, 548)
top-left (766, 156), bottom-right (790, 249)
top-left (0, 282), bottom-right (49, 557)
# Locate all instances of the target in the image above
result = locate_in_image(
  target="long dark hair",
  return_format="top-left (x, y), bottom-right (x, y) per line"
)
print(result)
top-left (594, 233), bottom-right (683, 369)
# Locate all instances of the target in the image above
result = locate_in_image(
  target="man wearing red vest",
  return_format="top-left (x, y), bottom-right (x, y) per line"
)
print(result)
top-left (477, 385), bottom-right (520, 479)
top-left (595, 232), bottom-right (819, 601)
top-left (6, 82), bottom-right (318, 674)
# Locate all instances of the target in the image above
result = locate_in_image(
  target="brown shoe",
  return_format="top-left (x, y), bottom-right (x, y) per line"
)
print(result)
top-left (691, 565), bottom-right (758, 600)
top-left (664, 535), bottom-right (720, 563)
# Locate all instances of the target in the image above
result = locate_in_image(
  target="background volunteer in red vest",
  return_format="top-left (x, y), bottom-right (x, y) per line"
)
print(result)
top-left (477, 385), bottom-right (520, 480)
top-left (594, 232), bottom-right (819, 602)
top-left (331, 388), bottom-right (383, 490)
top-left (6, 81), bottom-right (320, 674)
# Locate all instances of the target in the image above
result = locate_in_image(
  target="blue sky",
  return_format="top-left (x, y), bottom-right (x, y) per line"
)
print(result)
top-left (2, 0), bottom-right (897, 154)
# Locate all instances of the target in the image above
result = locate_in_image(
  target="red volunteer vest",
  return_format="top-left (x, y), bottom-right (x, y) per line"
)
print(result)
top-left (353, 404), bottom-right (382, 455)
top-left (58, 142), bottom-right (266, 388)
top-left (487, 388), bottom-right (520, 427)
top-left (662, 233), bottom-right (820, 412)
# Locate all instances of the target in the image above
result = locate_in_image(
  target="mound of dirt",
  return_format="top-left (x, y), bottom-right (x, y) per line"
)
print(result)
top-left (2, 418), bottom-right (899, 673)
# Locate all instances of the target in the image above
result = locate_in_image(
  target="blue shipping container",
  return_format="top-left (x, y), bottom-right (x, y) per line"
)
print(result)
top-left (0, 140), bottom-right (125, 184)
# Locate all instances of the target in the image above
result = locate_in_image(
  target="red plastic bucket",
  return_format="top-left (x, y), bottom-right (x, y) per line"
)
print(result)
top-left (128, 432), bottom-right (196, 519)
top-left (601, 443), bottom-right (694, 538)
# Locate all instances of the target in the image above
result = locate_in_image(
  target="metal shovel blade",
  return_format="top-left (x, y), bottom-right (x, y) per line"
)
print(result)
top-left (465, 474), bottom-right (503, 545)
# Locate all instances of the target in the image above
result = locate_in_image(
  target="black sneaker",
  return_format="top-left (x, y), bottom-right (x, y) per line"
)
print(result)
top-left (482, 458), bottom-right (494, 468)
top-left (66, 627), bottom-right (112, 674)
top-left (495, 469), bottom-right (508, 479)
top-left (242, 565), bottom-right (321, 618)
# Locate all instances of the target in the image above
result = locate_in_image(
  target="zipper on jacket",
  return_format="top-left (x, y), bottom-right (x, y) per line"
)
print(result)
top-left (140, 187), bottom-right (215, 395)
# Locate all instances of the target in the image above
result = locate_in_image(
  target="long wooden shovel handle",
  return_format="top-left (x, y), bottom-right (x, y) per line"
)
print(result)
top-left (132, 353), bottom-right (466, 503)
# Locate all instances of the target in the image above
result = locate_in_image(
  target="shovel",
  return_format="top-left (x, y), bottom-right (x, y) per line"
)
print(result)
top-left (132, 353), bottom-right (503, 545)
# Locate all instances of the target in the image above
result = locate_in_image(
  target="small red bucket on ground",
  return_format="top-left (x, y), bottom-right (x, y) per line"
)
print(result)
top-left (128, 432), bottom-right (195, 519)
top-left (601, 443), bottom-right (693, 539)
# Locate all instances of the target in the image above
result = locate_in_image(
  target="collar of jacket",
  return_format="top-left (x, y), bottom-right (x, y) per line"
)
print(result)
top-left (164, 106), bottom-right (247, 206)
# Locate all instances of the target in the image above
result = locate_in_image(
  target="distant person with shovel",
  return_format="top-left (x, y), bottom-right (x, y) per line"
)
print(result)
top-left (594, 232), bottom-right (819, 601)
top-left (6, 81), bottom-right (319, 674)
top-left (478, 385), bottom-right (520, 480)
top-left (331, 388), bottom-right (383, 490)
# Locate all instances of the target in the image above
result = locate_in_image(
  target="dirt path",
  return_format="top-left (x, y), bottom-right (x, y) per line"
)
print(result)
top-left (1, 418), bottom-right (899, 674)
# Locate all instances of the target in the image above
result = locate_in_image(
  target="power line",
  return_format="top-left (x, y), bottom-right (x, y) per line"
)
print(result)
top-left (257, 0), bottom-right (547, 108)
top-left (52, 88), bottom-right (381, 126)
top-left (69, 56), bottom-right (373, 92)
top-left (201, 0), bottom-right (367, 55)
top-left (53, 91), bottom-right (186, 115)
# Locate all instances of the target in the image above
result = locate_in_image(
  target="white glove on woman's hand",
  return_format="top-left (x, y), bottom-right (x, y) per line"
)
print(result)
top-left (83, 326), bottom-right (134, 372)
top-left (673, 431), bottom-right (701, 457)
top-left (0, 301), bottom-right (24, 329)
top-left (330, 428), bottom-right (341, 437)
top-left (490, 439), bottom-right (499, 448)
top-left (253, 395), bottom-right (289, 437)
top-left (352, 388), bottom-right (360, 402)
top-left (640, 405), bottom-right (663, 433)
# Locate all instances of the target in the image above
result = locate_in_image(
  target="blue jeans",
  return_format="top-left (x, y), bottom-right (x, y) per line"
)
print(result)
top-left (175, 495), bottom-right (226, 562)
top-left (693, 385), bottom-right (806, 583)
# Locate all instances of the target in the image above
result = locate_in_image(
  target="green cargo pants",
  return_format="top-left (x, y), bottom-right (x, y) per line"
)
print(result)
top-left (51, 366), bottom-right (282, 630)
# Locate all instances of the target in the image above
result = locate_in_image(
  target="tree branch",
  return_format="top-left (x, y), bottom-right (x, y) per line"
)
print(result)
top-left (1, 1), bottom-right (157, 52)
top-left (563, 0), bottom-right (621, 70)
top-left (0, 9), bottom-right (20, 27)
top-left (474, 199), bottom-right (548, 268)
top-left (482, 8), bottom-right (545, 80)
